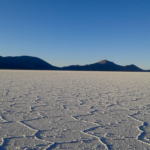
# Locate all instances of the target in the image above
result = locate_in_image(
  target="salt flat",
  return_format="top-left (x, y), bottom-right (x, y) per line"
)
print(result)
top-left (0, 70), bottom-right (150, 150)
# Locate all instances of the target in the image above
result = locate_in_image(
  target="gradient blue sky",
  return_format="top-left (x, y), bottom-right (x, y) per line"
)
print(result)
top-left (0, 0), bottom-right (150, 69)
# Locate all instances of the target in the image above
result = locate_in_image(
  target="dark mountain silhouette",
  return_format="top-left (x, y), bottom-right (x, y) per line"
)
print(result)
top-left (0, 55), bottom-right (59, 70)
top-left (61, 60), bottom-right (148, 72)
top-left (0, 56), bottom-right (149, 72)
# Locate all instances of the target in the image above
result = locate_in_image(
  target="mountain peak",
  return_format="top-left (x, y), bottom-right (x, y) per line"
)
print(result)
top-left (99, 60), bottom-right (110, 64)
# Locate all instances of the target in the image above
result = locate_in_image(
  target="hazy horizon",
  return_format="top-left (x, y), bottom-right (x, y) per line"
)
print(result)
top-left (0, 54), bottom-right (150, 71)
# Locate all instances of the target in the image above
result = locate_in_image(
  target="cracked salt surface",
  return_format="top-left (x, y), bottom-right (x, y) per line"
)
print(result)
top-left (0, 70), bottom-right (150, 150)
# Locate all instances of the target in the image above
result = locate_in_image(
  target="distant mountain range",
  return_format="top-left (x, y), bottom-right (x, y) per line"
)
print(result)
top-left (0, 55), bottom-right (149, 72)
top-left (0, 56), bottom-right (59, 70)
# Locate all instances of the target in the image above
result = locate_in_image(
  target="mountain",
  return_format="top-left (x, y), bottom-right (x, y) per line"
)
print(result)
top-left (0, 55), bottom-right (59, 70)
top-left (61, 60), bottom-right (147, 72)
top-left (0, 56), bottom-right (149, 72)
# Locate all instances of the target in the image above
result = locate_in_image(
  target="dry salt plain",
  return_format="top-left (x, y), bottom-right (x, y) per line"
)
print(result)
top-left (0, 70), bottom-right (150, 150)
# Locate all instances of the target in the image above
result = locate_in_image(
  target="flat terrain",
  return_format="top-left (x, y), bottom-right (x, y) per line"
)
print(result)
top-left (0, 70), bottom-right (150, 150)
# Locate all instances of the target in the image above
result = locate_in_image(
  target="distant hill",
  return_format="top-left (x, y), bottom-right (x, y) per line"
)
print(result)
top-left (0, 56), bottom-right (59, 70)
top-left (0, 56), bottom-right (149, 72)
top-left (61, 59), bottom-right (146, 72)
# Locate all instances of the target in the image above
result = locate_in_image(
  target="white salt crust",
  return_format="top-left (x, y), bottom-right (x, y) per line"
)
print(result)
top-left (0, 70), bottom-right (150, 149)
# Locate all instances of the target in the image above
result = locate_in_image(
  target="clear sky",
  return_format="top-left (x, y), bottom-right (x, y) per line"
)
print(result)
top-left (0, 0), bottom-right (150, 69)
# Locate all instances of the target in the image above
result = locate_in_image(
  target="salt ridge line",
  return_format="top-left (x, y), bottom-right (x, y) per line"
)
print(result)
top-left (127, 115), bottom-right (150, 145)
top-left (18, 121), bottom-right (54, 148)
top-left (71, 115), bottom-right (109, 150)
top-left (81, 130), bottom-right (109, 150)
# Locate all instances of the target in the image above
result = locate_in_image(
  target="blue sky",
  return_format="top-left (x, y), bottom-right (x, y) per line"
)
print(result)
top-left (0, 0), bottom-right (150, 69)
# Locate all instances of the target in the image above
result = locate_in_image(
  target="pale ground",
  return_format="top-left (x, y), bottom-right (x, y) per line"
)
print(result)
top-left (0, 70), bottom-right (150, 150)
